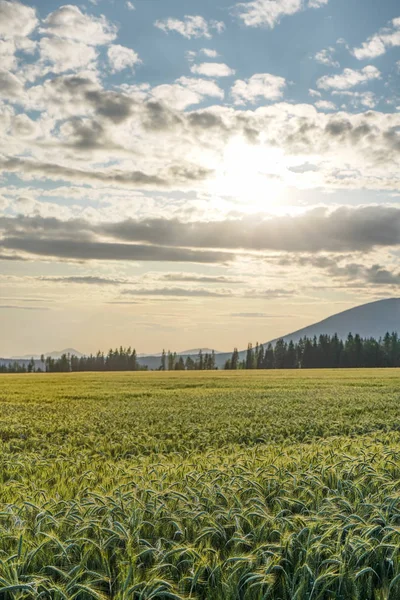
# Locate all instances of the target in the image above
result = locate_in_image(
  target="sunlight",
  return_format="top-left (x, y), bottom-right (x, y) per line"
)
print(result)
top-left (209, 137), bottom-right (287, 212)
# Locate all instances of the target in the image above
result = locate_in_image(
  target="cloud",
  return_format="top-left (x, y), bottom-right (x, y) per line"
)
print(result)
top-left (317, 65), bottom-right (381, 90)
top-left (1, 71), bottom-right (399, 195)
top-left (126, 1), bottom-right (135, 10)
top-left (0, 156), bottom-right (213, 190)
top-left (154, 15), bottom-right (224, 39)
top-left (107, 44), bottom-right (141, 73)
top-left (352, 17), bottom-right (400, 60)
top-left (292, 255), bottom-right (400, 288)
top-left (0, 69), bottom-right (24, 99)
top-left (151, 77), bottom-right (224, 110)
top-left (39, 276), bottom-right (126, 285)
top-left (0, 0), bottom-right (38, 38)
top-left (0, 252), bottom-right (28, 261)
top-left (4, 205), bottom-right (400, 261)
top-left (190, 63), bottom-right (235, 77)
top-left (315, 47), bottom-right (339, 68)
top-left (201, 48), bottom-right (219, 58)
top-left (38, 37), bottom-right (98, 75)
top-left (97, 208), bottom-right (400, 253)
top-left (315, 100), bottom-right (336, 111)
top-left (0, 235), bottom-right (231, 264)
top-left (231, 73), bottom-right (286, 104)
top-left (41, 5), bottom-right (117, 45)
top-left (122, 287), bottom-right (232, 297)
top-left (234, 0), bottom-right (327, 28)
top-left (162, 273), bottom-right (243, 283)
top-left (332, 90), bottom-right (377, 109)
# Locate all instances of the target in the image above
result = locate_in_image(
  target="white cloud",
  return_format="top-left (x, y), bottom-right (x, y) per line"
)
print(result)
top-left (317, 65), bottom-right (381, 90)
top-left (231, 73), bottom-right (286, 104)
top-left (190, 62), bottom-right (235, 77)
top-left (235, 0), bottom-right (302, 28)
top-left (107, 45), bottom-right (141, 73)
top-left (0, 39), bottom-right (18, 71)
top-left (176, 77), bottom-right (224, 99)
top-left (155, 15), bottom-right (225, 39)
top-left (39, 37), bottom-right (98, 75)
top-left (0, 0), bottom-right (38, 38)
top-left (308, 0), bottom-right (328, 7)
top-left (315, 100), bottom-right (336, 111)
top-left (332, 90), bottom-right (377, 109)
top-left (41, 5), bottom-right (117, 45)
top-left (353, 17), bottom-right (400, 60)
top-left (309, 88), bottom-right (321, 98)
top-left (315, 47), bottom-right (339, 68)
top-left (150, 77), bottom-right (224, 109)
top-left (126, 1), bottom-right (135, 10)
top-left (150, 85), bottom-right (204, 110)
top-left (234, 0), bottom-right (329, 28)
top-left (201, 48), bottom-right (219, 58)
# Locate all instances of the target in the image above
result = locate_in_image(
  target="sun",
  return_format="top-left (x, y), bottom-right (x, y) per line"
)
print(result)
top-left (208, 137), bottom-right (287, 213)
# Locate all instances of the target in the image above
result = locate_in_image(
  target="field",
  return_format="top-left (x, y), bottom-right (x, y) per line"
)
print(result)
top-left (1, 370), bottom-right (400, 599)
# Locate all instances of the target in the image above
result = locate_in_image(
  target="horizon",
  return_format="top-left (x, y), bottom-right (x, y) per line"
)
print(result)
top-left (3, 296), bottom-right (400, 359)
top-left (1, 0), bottom-right (400, 356)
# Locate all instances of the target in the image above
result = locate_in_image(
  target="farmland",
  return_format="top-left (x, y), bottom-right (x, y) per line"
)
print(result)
top-left (1, 370), bottom-right (400, 599)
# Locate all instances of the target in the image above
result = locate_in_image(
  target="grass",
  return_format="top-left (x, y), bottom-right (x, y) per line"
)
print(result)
top-left (1, 369), bottom-right (400, 599)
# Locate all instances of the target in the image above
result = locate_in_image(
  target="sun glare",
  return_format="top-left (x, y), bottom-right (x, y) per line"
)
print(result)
top-left (209, 137), bottom-right (287, 212)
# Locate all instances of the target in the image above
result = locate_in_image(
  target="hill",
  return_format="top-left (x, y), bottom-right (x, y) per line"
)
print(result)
top-left (210, 298), bottom-right (400, 368)
top-left (268, 298), bottom-right (400, 345)
top-left (11, 348), bottom-right (84, 360)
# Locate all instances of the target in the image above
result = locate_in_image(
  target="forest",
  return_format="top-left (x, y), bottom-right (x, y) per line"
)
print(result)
top-left (2, 332), bottom-right (400, 372)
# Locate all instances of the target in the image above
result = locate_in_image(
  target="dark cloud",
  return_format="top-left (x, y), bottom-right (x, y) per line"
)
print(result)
top-left (0, 252), bottom-right (28, 261)
top-left (85, 90), bottom-right (134, 124)
top-left (2, 206), bottom-right (400, 264)
top-left (0, 236), bottom-right (230, 263)
top-left (39, 276), bottom-right (126, 285)
top-left (0, 156), bottom-right (212, 189)
top-left (99, 206), bottom-right (400, 253)
top-left (162, 273), bottom-right (243, 283)
top-left (121, 287), bottom-right (293, 299)
top-left (285, 255), bottom-right (400, 288)
top-left (122, 287), bottom-right (232, 297)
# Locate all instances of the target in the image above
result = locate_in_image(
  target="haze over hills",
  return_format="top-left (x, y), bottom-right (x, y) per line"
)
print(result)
top-left (137, 348), bottom-right (220, 358)
top-left (11, 348), bottom-right (84, 360)
top-left (2, 299), bottom-right (400, 370)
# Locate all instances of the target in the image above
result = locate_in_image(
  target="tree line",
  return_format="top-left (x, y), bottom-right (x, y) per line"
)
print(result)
top-left (224, 332), bottom-right (400, 370)
top-left (2, 333), bottom-right (400, 373)
top-left (0, 347), bottom-right (144, 373)
top-left (0, 347), bottom-right (216, 373)
top-left (160, 349), bottom-right (216, 371)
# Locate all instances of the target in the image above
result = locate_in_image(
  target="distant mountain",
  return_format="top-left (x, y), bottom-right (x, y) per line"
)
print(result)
top-left (178, 348), bottom-right (219, 355)
top-left (11, 348), bottom-right (84, 360)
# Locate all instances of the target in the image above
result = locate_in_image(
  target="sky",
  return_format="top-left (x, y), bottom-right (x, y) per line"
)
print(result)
top-left (0, 0), bottom-right (399, 357)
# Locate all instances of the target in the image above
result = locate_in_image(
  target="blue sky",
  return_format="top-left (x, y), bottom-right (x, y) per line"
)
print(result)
top-left (0, 0), bottom-right (399, 356)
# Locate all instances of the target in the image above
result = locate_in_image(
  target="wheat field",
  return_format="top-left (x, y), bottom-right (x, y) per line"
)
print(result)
top-left (1, 370), bottom-right (400, 599)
